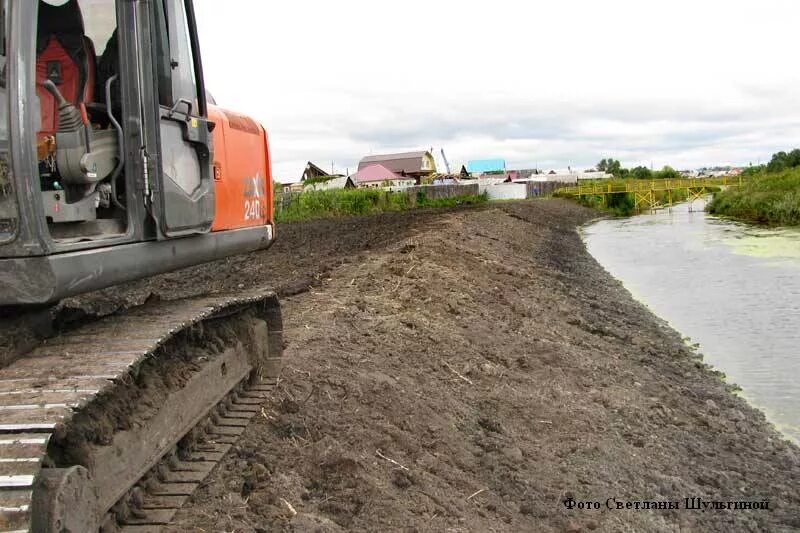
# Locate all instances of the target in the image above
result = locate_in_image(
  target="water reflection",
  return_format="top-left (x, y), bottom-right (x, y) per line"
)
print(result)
top-left (583, 200), bottom-right (800, 443)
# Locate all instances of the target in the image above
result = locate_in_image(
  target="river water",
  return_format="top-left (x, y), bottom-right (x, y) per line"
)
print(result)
top-left (582, 200), bottom-right (800, 443)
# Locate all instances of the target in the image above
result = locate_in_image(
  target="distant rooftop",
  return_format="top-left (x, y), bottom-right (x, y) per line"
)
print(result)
top-left (358, 151), bottom-right (435, 175)
top-left (353, 163), bottom-right (406, 184)
top-left (466, 159), bottom-right (506, 173)
top-left (360, 151), bottom-right (430, 163)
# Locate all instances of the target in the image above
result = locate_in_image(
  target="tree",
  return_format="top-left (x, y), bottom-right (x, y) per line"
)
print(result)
top-left (788, 149), bottom-right (800, 167)
top-left (767, 151), bottom-right (788, 172)
top-left (597, 158), bottom-right (623, 177)
top-left (766, 149), bottom-right (800, 172)
top-left (630, 166), bottom-right (652, 179)
top-left (655, 165), bottom-right (680, 180)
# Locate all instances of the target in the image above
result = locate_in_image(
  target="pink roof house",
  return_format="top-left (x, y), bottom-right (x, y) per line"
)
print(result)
top-left (352, 164), bottom-right (416, 187)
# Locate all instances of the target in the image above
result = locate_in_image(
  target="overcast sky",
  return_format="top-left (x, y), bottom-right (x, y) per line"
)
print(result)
top-left (194, 0), bottom-right (800, 181)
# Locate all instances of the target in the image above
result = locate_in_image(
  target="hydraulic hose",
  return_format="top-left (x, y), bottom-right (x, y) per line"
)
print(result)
top-left (105, 75), bottom-right (126, 211)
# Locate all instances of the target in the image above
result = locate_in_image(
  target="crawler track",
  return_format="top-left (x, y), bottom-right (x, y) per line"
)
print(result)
top-left (0, 290), bottom-right (283, 532)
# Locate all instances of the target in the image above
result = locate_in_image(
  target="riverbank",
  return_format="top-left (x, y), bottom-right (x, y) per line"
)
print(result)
top-left (708, 167), bottom-right (800, 226)
top-left (151, 200), bottom-right (798, 532)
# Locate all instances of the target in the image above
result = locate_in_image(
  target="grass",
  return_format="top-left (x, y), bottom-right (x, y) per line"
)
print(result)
top-left (707, 167), bottom-right (800, 226)
top-left (274, 188), bottom-right (488, 222)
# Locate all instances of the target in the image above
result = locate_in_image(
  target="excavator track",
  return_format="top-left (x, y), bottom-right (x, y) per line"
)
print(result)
top-left (0, 290), bottom-right (283, 532)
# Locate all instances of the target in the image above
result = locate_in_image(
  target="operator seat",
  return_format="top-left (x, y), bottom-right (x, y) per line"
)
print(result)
top-left (36, 0), bottom-right (96, 138)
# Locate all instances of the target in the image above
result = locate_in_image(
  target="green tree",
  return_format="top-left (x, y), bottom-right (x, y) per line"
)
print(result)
top-left (630, 166), bottom-right (652, 179)
top-left (767, 151), bottom-right (788, 172)
top-left (765, 149), bottom-right (800, 173)
top-left (655, 165), bottom-right (680, 180)
top-left (597, 158), bottom-right (623, 177)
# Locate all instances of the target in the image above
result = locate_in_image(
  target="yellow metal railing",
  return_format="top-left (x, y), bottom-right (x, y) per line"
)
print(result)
top-left (557, 175), bottom-right (744, 197)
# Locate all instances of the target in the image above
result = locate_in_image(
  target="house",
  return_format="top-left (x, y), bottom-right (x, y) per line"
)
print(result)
top-left (280, 180), bottom-right (304, 193)
top-left (517, 169), bottom-right (539, 179)
top-left (357, 151), bottom-right (437, 184)
top-left (477, 175), bottom-right (507, 186)
top-left (304, 175), bottom-right (355, 191)
top-left (301, 161), bottom-right (330, 182)
top-left (352, 164), bottom-right (416, 189)
top-left (466, 159), bottom-right (506, 176)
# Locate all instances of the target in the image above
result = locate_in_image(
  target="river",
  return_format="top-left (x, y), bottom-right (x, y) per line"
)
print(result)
top-left (582, 199), bottom-right (800, 443)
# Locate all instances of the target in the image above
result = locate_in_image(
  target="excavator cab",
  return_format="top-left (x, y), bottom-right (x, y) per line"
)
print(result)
top-left (0, 0), bottom-right (275, 305)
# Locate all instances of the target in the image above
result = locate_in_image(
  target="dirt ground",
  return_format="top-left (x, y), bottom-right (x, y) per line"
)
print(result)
top-left (4, 200), bottom-right (799, 531)
top-left (156, 200), bottom-right (797, 532)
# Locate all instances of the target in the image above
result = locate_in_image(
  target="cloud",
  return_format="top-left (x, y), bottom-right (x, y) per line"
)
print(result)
top-left (195, 0), bottom-right (800, 179)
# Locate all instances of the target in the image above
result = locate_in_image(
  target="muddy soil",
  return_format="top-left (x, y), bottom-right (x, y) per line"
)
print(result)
top-left (0, 207), bottom-right (468, 367)
top-left (153, 200), bottom-right (799, 532)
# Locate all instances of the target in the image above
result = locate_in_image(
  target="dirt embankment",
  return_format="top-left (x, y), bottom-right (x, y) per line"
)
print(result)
top-left (154, 200), bottom-right (798, 532)
top-left (0, 207), bottom-right (469, 366)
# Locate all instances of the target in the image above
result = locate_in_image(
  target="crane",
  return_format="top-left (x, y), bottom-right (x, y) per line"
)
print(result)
top-left (440, 148), bottom-right (452, 175)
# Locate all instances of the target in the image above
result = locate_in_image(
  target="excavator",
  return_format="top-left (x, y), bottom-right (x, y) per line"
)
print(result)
top-left (0, 1), bottom-right (284, 531)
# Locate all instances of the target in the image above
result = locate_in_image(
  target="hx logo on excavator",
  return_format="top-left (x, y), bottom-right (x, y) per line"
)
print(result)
top-left (243, 173), bottom-right (265, 220)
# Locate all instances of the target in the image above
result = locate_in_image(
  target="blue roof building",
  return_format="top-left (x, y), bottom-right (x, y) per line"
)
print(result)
top-left (466, 159), bottom-right (506, 174)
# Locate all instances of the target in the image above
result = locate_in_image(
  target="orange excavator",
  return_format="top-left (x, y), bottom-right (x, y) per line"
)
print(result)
top-left (0, 1), bottom-right (284, 531)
